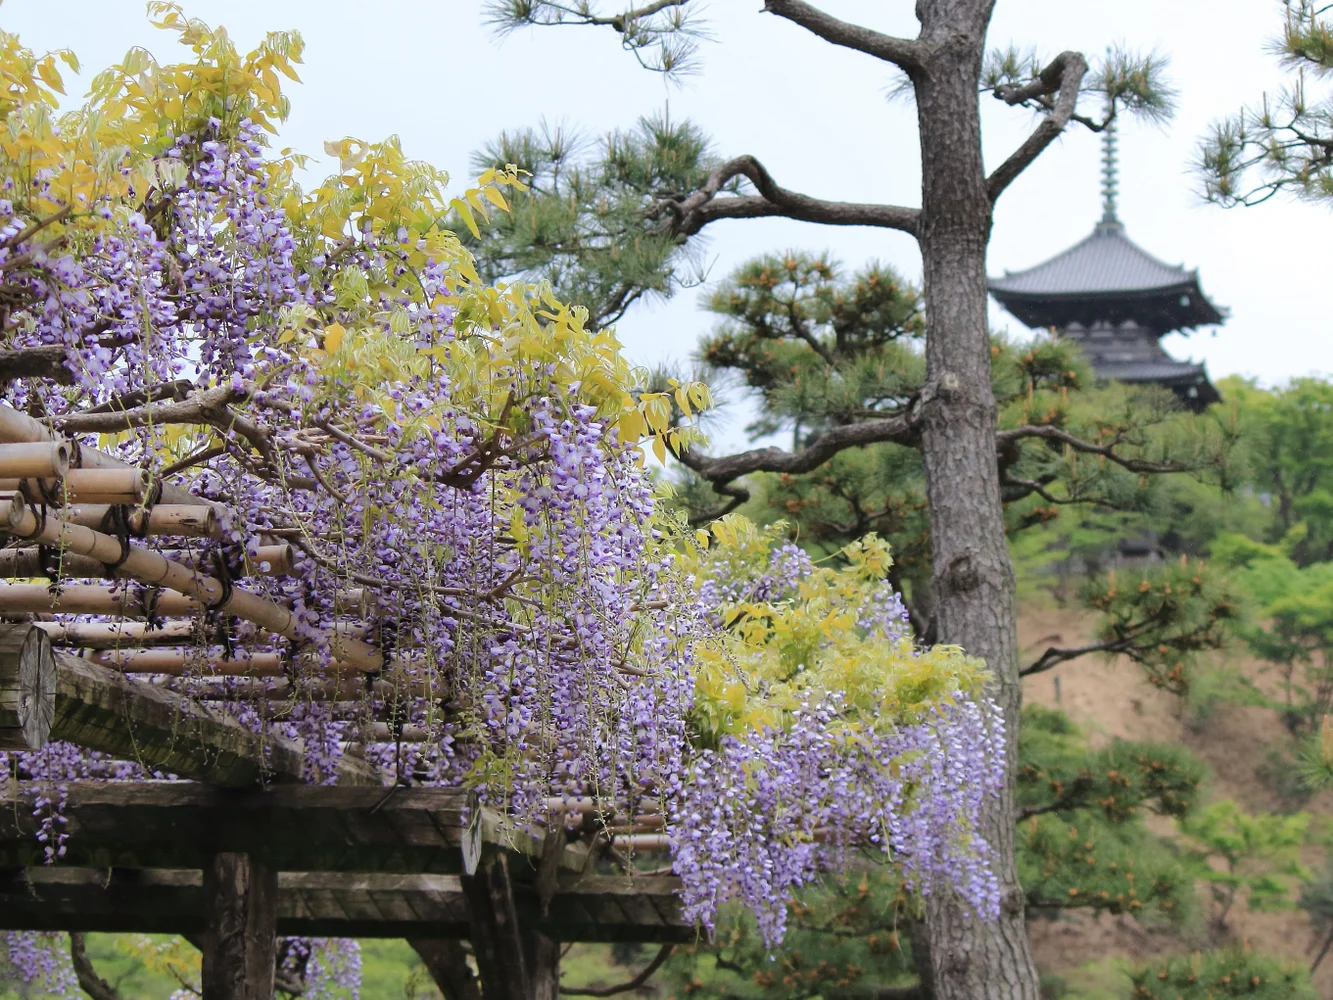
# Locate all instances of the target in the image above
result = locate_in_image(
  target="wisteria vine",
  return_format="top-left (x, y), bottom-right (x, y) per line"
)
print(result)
top-left (0, 16), bottom-right (1006, 991)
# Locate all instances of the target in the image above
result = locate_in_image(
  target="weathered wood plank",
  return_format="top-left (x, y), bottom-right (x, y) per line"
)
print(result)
top-left (39, 650), bottom-right (383, 786)
top-left (0, 782), bottom-right (470, 872)
top-left (0, 869), bottom-right (690, 941)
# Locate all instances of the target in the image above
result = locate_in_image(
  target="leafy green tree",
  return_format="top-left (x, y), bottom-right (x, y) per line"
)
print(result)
top-left (1182, 800), bottom-right (1310, 931)
top-left (471, 5), bottom-right (1210, 995)
top-left (1016, 706), bottom-right (1202, 925)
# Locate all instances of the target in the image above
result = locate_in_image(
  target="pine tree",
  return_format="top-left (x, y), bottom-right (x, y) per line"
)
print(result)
top-left (476, 6), bottom-right (1189, 996)
top-left (1199, 0), bottom-right (1333, 206)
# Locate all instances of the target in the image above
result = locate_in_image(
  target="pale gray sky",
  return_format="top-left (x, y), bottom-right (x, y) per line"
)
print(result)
top-left (2, 1), bottom-right (1323, 438)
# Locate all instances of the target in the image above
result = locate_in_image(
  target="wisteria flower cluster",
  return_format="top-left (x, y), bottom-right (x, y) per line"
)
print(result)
top-left (674, 518), bottom-right (1003, 946)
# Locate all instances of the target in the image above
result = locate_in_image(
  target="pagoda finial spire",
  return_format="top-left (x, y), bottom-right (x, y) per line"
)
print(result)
top-left (1100, 101), bottom-right (1120, 225)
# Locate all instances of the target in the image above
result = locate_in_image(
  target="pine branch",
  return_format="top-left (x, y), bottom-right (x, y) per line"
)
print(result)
top-left (761, 0), bottom-right (925, 74)
top-left (1020, 636), bottom-right (1140, 677)
top-left (560, 944), bottom-right (674, 996)
top-left (70, 932), bottom-right (121, 1000)
top-left (664, 154), bottom-right (920, 237)
top-left (987, 51), bottom-right (1090, 201)
top-left (683, 413), bottom-right (1196, 519)
top-left (1016, 775), bottom-right (1099, 821)
top-left (677, 409), bottom-right (920, 485)
top-left (996, 424), bottom-right (1195, 474)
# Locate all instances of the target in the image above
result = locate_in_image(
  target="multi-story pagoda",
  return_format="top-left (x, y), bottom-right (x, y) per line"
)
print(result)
top-left (989, 120), bottom-right (1225, 411)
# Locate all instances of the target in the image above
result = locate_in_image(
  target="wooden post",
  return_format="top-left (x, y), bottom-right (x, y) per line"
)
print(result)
top-left (407, 939), bottom-right (483, 1000)
top-left (201, 853), bottom-right (277, 1000)
top-left (0, 622), bottom-right (54, 750)
top-left (524, 931), bottom-right (560, 1000)
top-left (461, 849), bottom-right (531, 1000)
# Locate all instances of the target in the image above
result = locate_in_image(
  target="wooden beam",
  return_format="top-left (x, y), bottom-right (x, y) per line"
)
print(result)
top-left (200, 853), bottom-right (277, 1000)
top-left (0, 869), bottom-right (691, 942)
top-left (33, 650), bottom-right (380, 785)
top-left (0, 623), bottom-right (54, 750)
top-left (0, 782), bottom-right (472, 872)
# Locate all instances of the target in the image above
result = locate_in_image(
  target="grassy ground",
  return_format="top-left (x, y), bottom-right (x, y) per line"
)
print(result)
top-left (0, 936), bottom-right (445, 999)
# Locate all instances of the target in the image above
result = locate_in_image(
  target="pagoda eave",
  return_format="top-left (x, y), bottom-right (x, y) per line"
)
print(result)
top-left (990, 282), bottom-right (1225, 334)
top-left (1093, 360), bottom-right (1220, 411)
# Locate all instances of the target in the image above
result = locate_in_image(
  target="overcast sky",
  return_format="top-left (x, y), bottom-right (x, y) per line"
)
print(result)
top-left (2, 1), bottom-right (1324, 440)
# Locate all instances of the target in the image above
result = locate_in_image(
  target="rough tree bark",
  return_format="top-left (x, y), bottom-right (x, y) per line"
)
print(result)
top-left (910, 3), bottom-right (1039, 996)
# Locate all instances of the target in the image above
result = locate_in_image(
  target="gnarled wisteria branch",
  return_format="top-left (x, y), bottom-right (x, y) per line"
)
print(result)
top-left (0, 345), bottom-right (73, 384)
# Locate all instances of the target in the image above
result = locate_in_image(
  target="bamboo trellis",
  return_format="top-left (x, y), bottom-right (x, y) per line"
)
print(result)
top-left (0, 402), bottom-right (682, 1000)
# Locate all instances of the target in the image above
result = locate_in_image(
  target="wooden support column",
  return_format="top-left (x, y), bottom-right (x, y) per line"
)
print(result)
top-left (0, 622), bottom-right (54, 750)
top-left (200, 853), bottom-right (277, 1000)
top-left (408, 939), bottom-right (483, 1000)
top-left (461, 847), bottom-right (531, 1000)
top-left (524, 930), bottom-right (560, 1000)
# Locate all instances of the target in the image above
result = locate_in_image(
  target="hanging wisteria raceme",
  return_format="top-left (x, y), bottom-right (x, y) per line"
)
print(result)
top-left (0, 17), bottom-right (1006, 989)
top-left (2, 930), bottom-right (78, 998)
top-left (672, 526), bottom-right (1004, 946)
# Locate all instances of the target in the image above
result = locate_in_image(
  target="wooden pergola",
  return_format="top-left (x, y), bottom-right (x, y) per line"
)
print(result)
top-left (0, 401), bottom-right (691, 1000)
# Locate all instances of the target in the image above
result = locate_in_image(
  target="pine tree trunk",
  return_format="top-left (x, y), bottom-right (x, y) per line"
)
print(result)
top-left (913, 2), bottom-right (1040, 997)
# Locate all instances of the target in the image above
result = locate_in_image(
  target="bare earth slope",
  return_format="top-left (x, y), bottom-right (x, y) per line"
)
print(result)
top-left (1018, 606), bottom-right (1333, 993)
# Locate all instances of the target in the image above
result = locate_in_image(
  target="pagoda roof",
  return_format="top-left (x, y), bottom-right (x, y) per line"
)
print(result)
top-left (1095, 359), bottom-right (1219, 410)
top-left (989, 221), bottom-right (1226, 333)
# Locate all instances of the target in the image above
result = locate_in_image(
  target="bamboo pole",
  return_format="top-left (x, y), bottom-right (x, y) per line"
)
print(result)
top-left (0, 402), bottom-right (210, 508)
top-left (88, 650), bottom-right (287, 677)
top-left (0, 583), bottom-right (201, 616)
top-left (0, 468), bottom-right (150, 504)
top-left (87, 648), bottom-right (364, 677)
top-left (169, 545), bottom-right (293, 577)
top-left (63, 504), bottom-right (219, 538)
top-left (1, 495), bottom-right (382, 672)
top-left (183, 675), bottom-right (439, 703)
top-left (33, 620), bottom-right (200, 647)
top-left (0, 442), bottom-right (70, 480)
top-left (0, 545), bottom-right (291, 580)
